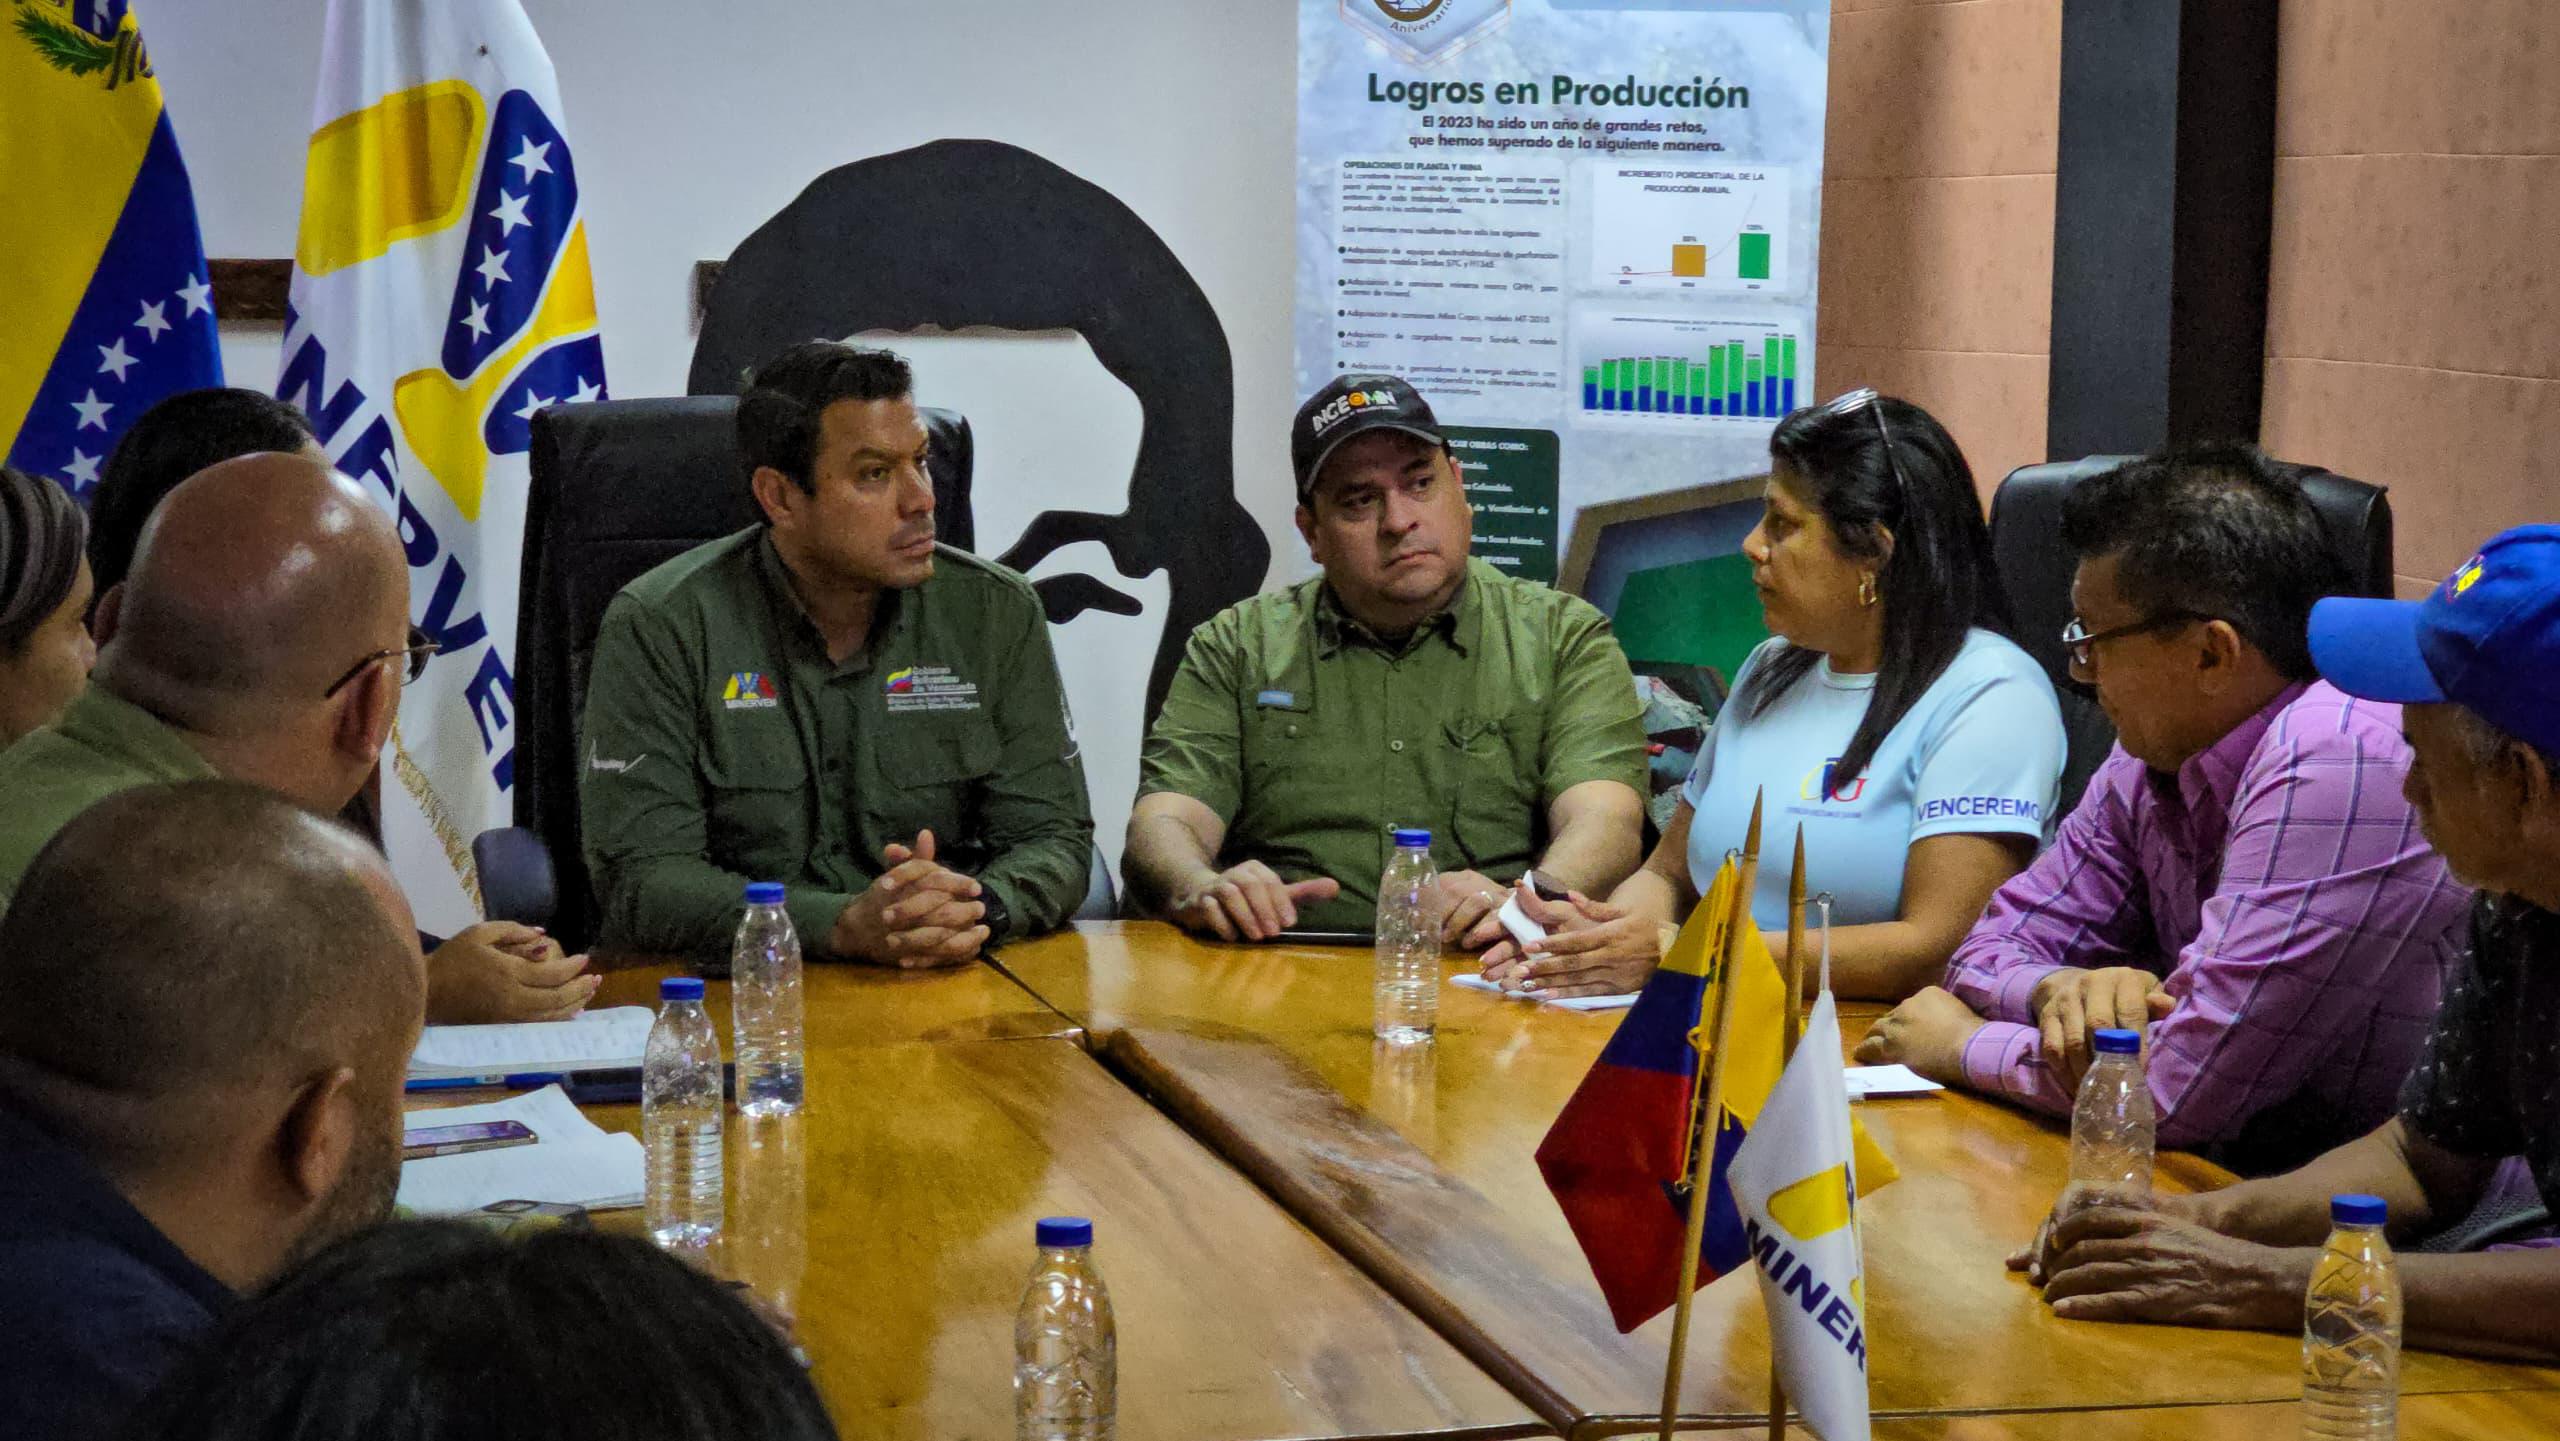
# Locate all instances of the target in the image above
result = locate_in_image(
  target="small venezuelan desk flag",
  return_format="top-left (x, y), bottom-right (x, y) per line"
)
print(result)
top-left (1, 0), bottom-right (223, 500)
top-left (1536, 857), bottom-right (1897, 1334)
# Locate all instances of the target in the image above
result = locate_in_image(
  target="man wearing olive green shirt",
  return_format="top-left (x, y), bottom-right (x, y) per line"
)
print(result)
top-left (1127, 374), bottom-right (1648, 944)
top-left (579, 342), bottom-right (1093, 966)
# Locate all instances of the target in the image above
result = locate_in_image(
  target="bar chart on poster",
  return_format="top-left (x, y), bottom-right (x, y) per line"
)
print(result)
top-left (1573, 313), bottom-right (1800, 423)
top-left (1587, 164), bottom-right (1795, 295)
top-left (1297, 0), bottom-right (1831, 515)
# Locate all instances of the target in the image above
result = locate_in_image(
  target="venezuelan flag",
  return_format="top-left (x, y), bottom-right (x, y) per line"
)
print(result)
top-left (1, 0), bottom-right (221, 502)
top-left (1537, 858), bottom-right (1897, 1333)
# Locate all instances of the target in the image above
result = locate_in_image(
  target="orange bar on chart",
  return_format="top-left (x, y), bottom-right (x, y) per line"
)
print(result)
top-left (1671, 243), bottom-right (1706, 277)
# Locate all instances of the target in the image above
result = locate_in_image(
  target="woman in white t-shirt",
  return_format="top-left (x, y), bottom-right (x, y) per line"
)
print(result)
top-left (1483, 389), bottom-right (2063, 1000)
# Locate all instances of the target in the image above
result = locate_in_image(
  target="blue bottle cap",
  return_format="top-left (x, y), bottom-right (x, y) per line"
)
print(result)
top-left (744, 881), bottom-right (786, 906)
top-left (2092, 1027), bottom-right (2142, 1055)
top-left (1036, 1216), bottom-right (1093, 1248)
top-left (660, 976), bottom-right (706, 1002)
top-left (1391, 827), bottom-right (1432, 849)
top-left (2331, 1193), bottom-right (2389, 1227)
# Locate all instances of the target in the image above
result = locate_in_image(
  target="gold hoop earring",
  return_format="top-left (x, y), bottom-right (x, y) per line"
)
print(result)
top-left (1858, 573), bottom-right (1879, 607)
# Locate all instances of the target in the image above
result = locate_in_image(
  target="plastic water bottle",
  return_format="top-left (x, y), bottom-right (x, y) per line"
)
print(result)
top-left (1373, 827), bottom-right (1443, 1045)
top-left (2063, 1027), bottom-right (2154, 1210)
top-left (732, 881), bottom-right (805, 1116)
top-left (2302, 1194), bottom-right (2402, 1440)
top-left (1014, 1216), bottom-right (1116, 1441)
top-left (643, 976), bottom-right (724, 1253)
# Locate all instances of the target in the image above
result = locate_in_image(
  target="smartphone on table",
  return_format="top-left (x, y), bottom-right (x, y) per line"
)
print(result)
top-left (402, 1119), bottom-right (536, 1161)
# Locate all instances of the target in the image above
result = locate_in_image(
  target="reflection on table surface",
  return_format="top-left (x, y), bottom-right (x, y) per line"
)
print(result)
top-left (494, 923), bottom-right (2560, 1440)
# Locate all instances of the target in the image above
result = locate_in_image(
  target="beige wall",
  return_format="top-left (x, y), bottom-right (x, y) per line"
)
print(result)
top-left (1818, 0), bottom-right (2061, 496)
top-left (2260, 1), bottom-right (2560, 597)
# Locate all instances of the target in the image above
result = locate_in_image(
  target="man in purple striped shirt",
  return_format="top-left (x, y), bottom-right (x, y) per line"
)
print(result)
top-left (1857, 448), bottom-right (2470, 1173)
top-left (2019, 525), bottom-right (2560, 1362)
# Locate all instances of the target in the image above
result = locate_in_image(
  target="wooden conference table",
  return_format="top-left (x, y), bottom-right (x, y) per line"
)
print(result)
top-left (567, 921), bottom-right (2560, 1439)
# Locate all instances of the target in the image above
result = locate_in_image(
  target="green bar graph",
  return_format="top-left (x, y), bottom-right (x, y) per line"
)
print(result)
top-left (1737, 230), bottom-right (1772, 281)
top-left (1577, 332), bottom-right (1802, 418)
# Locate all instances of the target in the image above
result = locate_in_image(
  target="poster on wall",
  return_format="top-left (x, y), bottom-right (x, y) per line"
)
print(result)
top-left (1296, 0), bottom-right (1831, 583)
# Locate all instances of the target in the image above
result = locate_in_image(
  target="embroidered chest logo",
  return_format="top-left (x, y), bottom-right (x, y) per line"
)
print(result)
top-left (883, 663), bottom-right (979, 714)
top-left (722, 671), bottom-right (780, 711)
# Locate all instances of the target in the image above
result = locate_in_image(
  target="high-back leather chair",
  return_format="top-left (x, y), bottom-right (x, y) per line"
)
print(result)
top-left (514, 396), bottom-right (976, 950)
top-left (1989, 456), bottom-right (2395, 819)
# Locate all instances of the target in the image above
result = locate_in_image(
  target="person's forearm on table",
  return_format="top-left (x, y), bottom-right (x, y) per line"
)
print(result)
top-left (1530, 781), bottom-right (1643, 899)
top-left (1787, 920), bottom-right (1959, 1001)
top-left (974, 821), bottom-right (1094, 939)
top-left (2392, 1251), bottom-right (2560, 1363)
top-left (1123, 803), bottom-right (1223, 913)
top-left (2194, 1120), bottom-right (2488, 1248)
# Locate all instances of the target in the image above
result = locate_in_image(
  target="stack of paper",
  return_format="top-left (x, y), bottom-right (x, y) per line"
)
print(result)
top-left (1844, 1064), bottom-right (1944, 1100)
top-left (406, 1006), bottom-right (654, 1079)
top-left (397, 1085), bottom-right (645, 1214)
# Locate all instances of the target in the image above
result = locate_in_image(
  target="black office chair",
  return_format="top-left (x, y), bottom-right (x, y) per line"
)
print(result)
top-left (512, 396), bottom-right (976, 950)
top-left (1988, 456), bottom-right (2394, 819)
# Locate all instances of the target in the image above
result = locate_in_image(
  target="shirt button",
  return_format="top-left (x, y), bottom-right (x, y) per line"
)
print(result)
top-left (1390, 739), bottom-right (1405, 753)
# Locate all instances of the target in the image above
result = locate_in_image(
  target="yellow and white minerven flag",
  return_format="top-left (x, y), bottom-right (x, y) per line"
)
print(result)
top-left (1726, 990), bottom-right (1873, 1441)
top-left (277, 0), bottom-right (607, 930)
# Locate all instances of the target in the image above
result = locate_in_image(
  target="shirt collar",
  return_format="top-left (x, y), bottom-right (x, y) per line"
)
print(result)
top-left (752, 530), bottom-right (907, 672)
top-left (2165, 681), bottom-right (2310, 817)
top-left (63, 689), bottom-right (222, 782)
top-left (1312, 563), bottom-right (1478, 659)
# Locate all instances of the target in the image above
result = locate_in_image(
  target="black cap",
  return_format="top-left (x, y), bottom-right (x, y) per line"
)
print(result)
top-left (1290, 373), bottom-right (1445, 501)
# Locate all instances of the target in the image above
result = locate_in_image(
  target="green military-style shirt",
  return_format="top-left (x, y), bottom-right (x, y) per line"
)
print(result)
top-left (0, 688), bottom-right (221, 909)
top-left (1139, 558), bottom-right (1647, 931)
top-left (579, 528), bottom-right (1093, 961)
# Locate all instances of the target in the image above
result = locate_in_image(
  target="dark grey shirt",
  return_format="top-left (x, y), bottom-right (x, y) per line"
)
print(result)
top-left (2399, 894), bottom-right (2560, 1219)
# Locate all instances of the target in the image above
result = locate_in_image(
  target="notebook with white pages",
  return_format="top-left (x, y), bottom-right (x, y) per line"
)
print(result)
top-left (406, 1006), bottom-right (655, 1079)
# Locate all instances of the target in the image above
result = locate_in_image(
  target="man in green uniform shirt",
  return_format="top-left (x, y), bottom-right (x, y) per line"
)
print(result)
top-left (579, 342), bottom-right (1093, 965)
top-left (0, 452), bottom-right (594, 1024)
top-left (1126, 374), bottom-right (1648, 943)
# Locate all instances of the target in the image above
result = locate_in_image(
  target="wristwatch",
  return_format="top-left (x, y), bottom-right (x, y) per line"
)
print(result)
top-left (978, 887), bottom-right (1011, 942)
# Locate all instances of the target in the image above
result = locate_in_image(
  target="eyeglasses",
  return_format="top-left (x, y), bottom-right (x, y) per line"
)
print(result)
top-left (2061, 611), bottom-right (2211, 677)
top-left (324, 625), bottom-right (440, 698)
top-left (1811, 387), bottom-right (1913, 514)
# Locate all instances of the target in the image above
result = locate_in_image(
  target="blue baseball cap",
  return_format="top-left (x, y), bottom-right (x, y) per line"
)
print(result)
top-left (2307, 525), bottom-right (2560, 757)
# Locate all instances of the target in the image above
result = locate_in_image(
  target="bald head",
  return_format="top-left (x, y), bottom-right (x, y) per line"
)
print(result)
top-left (0, 781), bottom-right (425, 1169)
top-left (99, 451), bottom-right (406, 730)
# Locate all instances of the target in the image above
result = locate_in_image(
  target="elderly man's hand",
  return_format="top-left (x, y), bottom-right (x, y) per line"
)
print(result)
top-left (426, 922), bottom-right (597, 1024)
top-left (1854, 986), bottom-right (1986, 1085)
top-left (2028, 1202), bottom-right (2314, 1331)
